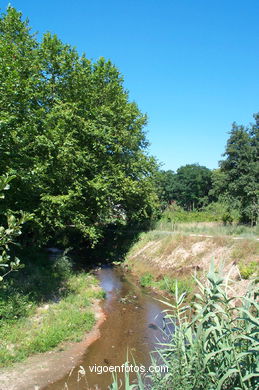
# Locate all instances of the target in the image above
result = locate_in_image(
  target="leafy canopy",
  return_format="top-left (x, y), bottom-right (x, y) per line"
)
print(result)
top-left (0, 7), bottom-right (159, 246)
top-left (219, 116), bottom-right (259, 224)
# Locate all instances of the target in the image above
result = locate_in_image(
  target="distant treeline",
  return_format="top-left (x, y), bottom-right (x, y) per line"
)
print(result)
top-left (156, 119), bottom-right (259, 225)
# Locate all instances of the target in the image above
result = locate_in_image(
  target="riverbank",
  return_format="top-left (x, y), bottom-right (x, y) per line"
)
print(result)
top-left (0, 249), bottom-right (106, 388)
top-left (0, 300), bottom-right (106, 390)
top-left (0, 272), bottom-right (104, 367)
top-left (124, 225), bottom-right (259, 297)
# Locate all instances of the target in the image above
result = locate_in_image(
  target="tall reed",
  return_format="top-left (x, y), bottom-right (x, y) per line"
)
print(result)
top-left (111, 264), bottom-right (258, 389)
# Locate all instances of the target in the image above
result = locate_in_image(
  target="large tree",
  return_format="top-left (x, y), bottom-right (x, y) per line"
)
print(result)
top-left (219, 116), bottom-right (259, 224)
top-left (0, 7), bottom-right (159, 246)
top-left (156, 165), bottom-right (212, 210)
top-left (174, 164), bottom-right (212, 210)
top-left (155, 170), bottom-right (177, 207)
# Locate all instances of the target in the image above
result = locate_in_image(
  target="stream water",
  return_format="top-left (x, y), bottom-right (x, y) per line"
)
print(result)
top-left (44, 266), bottom-right (172, 390)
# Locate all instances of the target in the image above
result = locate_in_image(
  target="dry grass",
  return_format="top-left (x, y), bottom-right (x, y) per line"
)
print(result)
top-left (230, 240), bottom-right (259, 262)
top-left (126, 230), bottom-right (259, 289)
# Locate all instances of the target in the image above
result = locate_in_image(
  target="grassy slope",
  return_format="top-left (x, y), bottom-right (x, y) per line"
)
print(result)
top-left (0, 252), bottom-right (104, 367)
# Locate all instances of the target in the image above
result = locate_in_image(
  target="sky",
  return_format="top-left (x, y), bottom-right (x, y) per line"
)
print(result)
top-left (4, 0), bottom-right (259, 171)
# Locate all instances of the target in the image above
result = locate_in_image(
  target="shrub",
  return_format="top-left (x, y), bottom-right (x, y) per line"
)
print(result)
top-left (158, 276), bottom-right (194, 296)
top-left (52, 250), bottom-right (73, 280)
top-left (140, 273), bottom-right (154, 287)
top-left (0, 290), bottom-right (33, 322)
top-left (239, 261), bottom-right (258, 280)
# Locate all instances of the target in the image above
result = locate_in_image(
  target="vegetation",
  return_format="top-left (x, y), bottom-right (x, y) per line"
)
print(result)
top-left (156, 117), bottom-right (259, 226)
top-left (111, 267), bottom-right (258, 389)
top-left (0, 171), bottom-right (104, 367)
top-left (0, 6), bottom-right (159, 248)
top-left (0, 6), bottom-right (258, 388)
top-left (158, 203), bottom-right (222, 224)
top-left (156, 164), bottom-right (212, 210)
top-left (140, 272), bottom-right (195, 296)
top-left (0, 175), bottom-right (32, 282)
top-left (155, 205), bottom-right (259, 237)
top-left (218, 118), bottom-right (259, 225)
top-left (239, 261), bottom-right (258, 280)
top-left (0, 6), bottom-right (258, 252)
top-left (0, 251), bottom-right (104, 366)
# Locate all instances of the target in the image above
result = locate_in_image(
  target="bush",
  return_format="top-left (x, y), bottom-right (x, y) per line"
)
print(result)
top-left (159, 204), bottom-right (221, 225)
top-left (0, 290), bottom-right (33, 322)
top-left (239, 261), bottom-right (258, 279)
top-left (140, 273), bottom-right (154, 287)
top-left (158, 276), bottom-right (194, 296)
top-left (204, 202), bottom-right (241, 224)
top-left (52, 251), bottom-right (73, 280)
top-left (0, 248), bottom-right (74, 323)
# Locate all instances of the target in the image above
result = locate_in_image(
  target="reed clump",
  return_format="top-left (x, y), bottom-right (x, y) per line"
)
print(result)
top-left (112, 265), bottom-right (258, 389)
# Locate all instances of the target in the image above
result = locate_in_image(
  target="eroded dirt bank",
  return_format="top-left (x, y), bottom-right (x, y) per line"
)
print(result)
top-left (125, 232), bottom-right (259, 296)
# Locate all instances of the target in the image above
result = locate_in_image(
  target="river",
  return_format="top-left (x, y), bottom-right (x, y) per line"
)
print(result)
top-left (44, 265), bottom-right (172, 390)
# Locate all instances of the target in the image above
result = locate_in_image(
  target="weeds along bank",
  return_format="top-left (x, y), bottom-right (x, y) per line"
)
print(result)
top-left (110, 267), bottom-right (258, 390)
top-left (124, 224), bottom-right (259, 297)
top-left (0, 250), bottom-right (104, 367)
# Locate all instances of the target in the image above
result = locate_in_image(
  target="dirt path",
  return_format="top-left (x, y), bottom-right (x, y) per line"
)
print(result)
top-left (0, 301), bottom-right (106, 390)
top-left (156, 230), bottom-right (259, 240)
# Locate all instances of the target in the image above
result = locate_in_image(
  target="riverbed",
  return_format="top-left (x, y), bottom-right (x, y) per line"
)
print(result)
top-left (44, 265), bottom-right (172, 390)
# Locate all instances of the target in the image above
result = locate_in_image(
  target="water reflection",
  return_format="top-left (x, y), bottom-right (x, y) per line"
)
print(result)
top-left (45, 266), bottom-right (173, 390)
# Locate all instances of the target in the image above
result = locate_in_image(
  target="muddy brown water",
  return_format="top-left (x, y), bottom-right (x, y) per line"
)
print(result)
top-left (44, 266), bottom-right (173, 390)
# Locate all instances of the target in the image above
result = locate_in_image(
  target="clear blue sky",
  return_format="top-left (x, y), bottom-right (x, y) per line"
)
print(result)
top-left (5, 0), bottom-right (259, 171)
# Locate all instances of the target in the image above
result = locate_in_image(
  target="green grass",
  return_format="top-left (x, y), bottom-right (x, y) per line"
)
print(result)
top-left (139, 272), bottom-right (195, 296)
top-left (0, 249), bottom-right (104, 367)
top-left (0, 273), bottom-right (103, 366)
top-left (140, 273), bottom-right (154, 287)
top-left (239, 261), bottom-right (259, 280)
top-left (160, 209), bottom-right (221, 223)
top-left (155, 204), bottom-right (259, 238)
top-left (154, 220), bottom-right (259, 238)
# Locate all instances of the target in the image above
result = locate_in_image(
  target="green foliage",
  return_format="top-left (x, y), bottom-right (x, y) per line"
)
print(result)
top-left (112, 267), bottom-right (259, 389)
top-left (0, 291), bottom-right (34, 322)
top-left (204, 201), bottom-right (241, 224)
top-left (0, 7), bottom-right (159, 247)
top-left (155, 268), bottom-right (258, 389)
top-left (159, 203), bottom-right (221, 225)
top-left (239, 261), bottom-right (258, 280)
top-left (156, 165), bottom-right (212, 210)
top-left (139, 273), bottom-right (154, 287)
top-left (155, 169), bottom-right (177, 207)
top-left (219, 117), bottom-right (259, 225)
top-left (157, 276), bottom-right (194, 296)
top-left (0, 270), bottom-right (102, 366)
top-left (0, 250), bottom-right (72, 323)
top-left (52, 249), bottom-right (73, 279)
top-left (0, 175), bottom-right (32, 282)
top-left (139, 271), bottom-right (194, 297)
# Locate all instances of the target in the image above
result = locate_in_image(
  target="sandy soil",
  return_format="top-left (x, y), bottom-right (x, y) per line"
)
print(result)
top-left (0, 301), bottom-right (106, 390)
